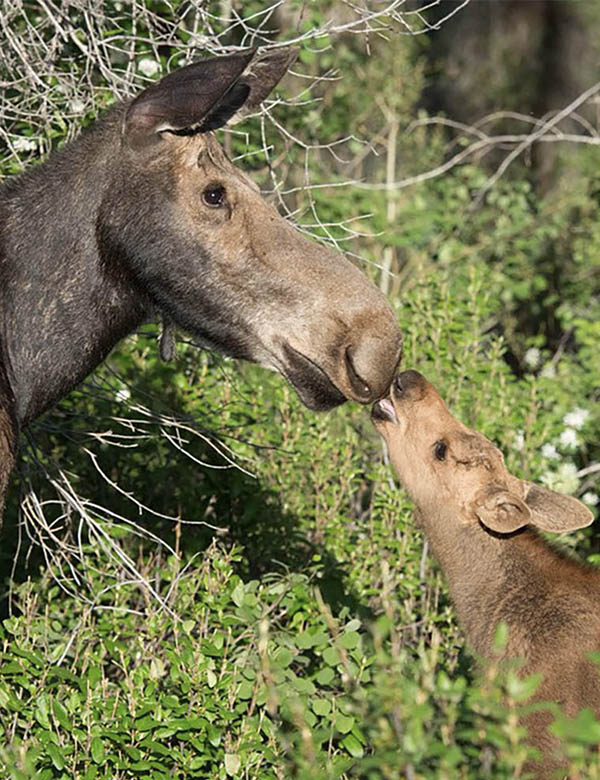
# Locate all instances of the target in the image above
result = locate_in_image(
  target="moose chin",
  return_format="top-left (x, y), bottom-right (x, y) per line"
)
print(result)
top-left (0, 48), bottom-right (402, 522)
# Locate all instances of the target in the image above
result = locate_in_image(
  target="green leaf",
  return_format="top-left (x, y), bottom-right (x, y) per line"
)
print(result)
top-left (335, 712), bottom-right (354, 734)
top-left (135, 715), bottom-right (159, 731)
top-left (492, 621), bottom-right (509, 653)
top-left (313, 698), bottom-right (331, 717)
top-left (237, 680), bottom-right (254, 700)
top-left (90, 736), bottom-right (105, 764)
top-left (340, 631), bottom-right (359, 650)
top-left (3, 617), bottom-right (19, 635)
top-left (35, 695), bottom-right (51, 729)
top-left (342, 733), bottom-right (364, 758)
top-left (88, 666), bottom-right (101, 687)
top-left (506, 671), bottom-right (541, 702)
top-left (274, 648), bottom-right (294, 668)
top-left (316, 667), bottom-right (335, 685)
top-left (224, 752), bottom-right (241, 776)
top-left (47, 743), bottom-right (65, 770)
top-left (552, 707), bottom-right (600, 743)
top-left (231, 582), bottom-right (245, 607)
top-left (207, 724), bottom-right (222, 747)
top-left (322, 647), bottom-right (340, 667)
top-left (52, 699), bottom-right (72, 731)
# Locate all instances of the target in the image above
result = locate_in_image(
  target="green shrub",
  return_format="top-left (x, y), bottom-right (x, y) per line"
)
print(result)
top-left (1, 4), bottom-right (599, 776)
top-left (2, 264), bottom-right (599, 778)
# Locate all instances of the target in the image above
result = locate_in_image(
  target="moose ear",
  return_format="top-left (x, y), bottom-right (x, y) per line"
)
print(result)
top-left (214, 47), bottom-right (299, 127)
top-left (523, 482), bottom-right (594, 533)
top-left (123, 49), bottom-right (257, 150)
top-left (474, 487), bottom-right (532, 534)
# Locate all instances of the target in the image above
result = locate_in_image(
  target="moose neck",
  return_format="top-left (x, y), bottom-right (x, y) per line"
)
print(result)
top-left (0, 108), bottom-right (152, 425)
top-left (417, 509), bottom-right (560, 656)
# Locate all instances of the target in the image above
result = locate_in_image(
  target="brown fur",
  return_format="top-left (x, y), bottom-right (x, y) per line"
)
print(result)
top-left (0, 50), bottom-right (402, 527)
top-left (372, 370), bottom-right (597, 777)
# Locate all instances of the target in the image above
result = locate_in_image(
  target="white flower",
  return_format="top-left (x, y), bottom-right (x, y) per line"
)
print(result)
top-left (13, 137), bottom-right (36, 153)
top-left (582, 492), bottom-right (599, 506)
top-left (563, 407), bottom-right (590, 431)
top-left (559, 428), bottom-right (579, 450)
top-left (541, 443), bottom-right (559, 460)
top-left (541, 461), bottom-right (579, 494)
top-left (524, 347), bottom-right (541, 368)
top-left (138, 58), bottom-right (161, 78)
top-left (115, 387), bottom-right (131, 403)
top-left (540, 363), bottom-right (556, 379)
top-left (69, 98), bottom-right (85, 114)
top-left (513, 429), bottom-right (525, 451)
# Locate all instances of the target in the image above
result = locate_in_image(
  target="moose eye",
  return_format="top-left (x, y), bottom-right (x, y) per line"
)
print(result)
top-left (434, 441), bottom-right (447, 462)
top-left (202, 185), bottom-right (226, 208)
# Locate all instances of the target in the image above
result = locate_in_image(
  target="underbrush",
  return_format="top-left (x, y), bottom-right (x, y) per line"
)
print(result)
top-left (2, 262), bottom-right (599, 778)
top-left (2, 4), bottom-right (600, 775)
top-left (0, 544), bottom-right (563, 780)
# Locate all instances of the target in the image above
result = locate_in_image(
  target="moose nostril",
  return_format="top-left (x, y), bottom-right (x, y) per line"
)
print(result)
top-left (344, 346), bottom-right (371, 400)
top-left (394, 374), bottom-right (404, 393)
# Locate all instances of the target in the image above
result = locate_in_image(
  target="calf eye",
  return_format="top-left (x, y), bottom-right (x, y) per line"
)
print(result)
top-left (434, 441), bottom-right (447, 461)
top-left (202, 185), bottom-right (226, 208)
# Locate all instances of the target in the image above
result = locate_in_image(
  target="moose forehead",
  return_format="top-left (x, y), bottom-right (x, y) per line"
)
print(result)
top-left (163, 131), bottom-right (258, 189)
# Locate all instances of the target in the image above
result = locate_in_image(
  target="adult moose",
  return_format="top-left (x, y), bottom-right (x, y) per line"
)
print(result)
top-left (0, 48), bottom-right (402, 523)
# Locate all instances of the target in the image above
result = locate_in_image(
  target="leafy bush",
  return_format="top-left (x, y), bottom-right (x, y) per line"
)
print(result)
top-left (2, 263), bottom-right (599, 778)
top-left (2, 3), bottom-right (600, 777)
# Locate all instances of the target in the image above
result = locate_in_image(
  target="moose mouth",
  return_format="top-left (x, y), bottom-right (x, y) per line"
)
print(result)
top-left (281, 342), bottom-right (346, 411)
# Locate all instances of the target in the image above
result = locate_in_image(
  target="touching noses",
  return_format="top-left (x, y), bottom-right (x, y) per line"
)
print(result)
top-left (343, 331), bottom-right (403, 403)
top-left (392, 370), bottom-right (428, 401)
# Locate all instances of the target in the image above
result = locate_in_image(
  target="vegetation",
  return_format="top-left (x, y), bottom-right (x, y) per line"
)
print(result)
top-left (1, 2), bottom-right (599, 777)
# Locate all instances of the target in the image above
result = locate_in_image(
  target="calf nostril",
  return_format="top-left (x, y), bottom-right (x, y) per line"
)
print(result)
top-left (344, 346), bottom-right (371, 400)
top-left (394, 374), bottom-right (404, 393)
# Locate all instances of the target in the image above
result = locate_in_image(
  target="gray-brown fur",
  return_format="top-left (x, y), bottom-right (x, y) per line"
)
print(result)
top-left (372, 370), bottom-right (597, 777)
top-left (0, 49), bottom-right (402, 525)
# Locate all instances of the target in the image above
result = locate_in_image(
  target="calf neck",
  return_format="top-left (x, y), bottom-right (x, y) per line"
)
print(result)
top-left (372, 370), bottom-right (597, 776)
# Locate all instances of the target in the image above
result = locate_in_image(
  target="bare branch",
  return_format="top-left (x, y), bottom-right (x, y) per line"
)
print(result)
top-left (362, 82), bottom-right (600, 198)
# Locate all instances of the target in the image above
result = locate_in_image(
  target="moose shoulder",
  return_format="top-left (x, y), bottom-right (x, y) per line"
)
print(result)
top-left (0, 49), bottom-right (402, 521)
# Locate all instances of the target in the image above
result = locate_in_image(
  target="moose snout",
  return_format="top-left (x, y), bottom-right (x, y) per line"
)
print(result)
top-left (343, 345), bottom-right (374, 402)
top-left (343, 335), bottom-right (402, 403)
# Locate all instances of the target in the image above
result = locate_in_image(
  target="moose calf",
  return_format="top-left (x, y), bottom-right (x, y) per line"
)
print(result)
top-left (372, 370), bottom-right (598, 776)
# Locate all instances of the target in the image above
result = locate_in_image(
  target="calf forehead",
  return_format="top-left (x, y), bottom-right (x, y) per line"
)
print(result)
top-left (451, 430), bottom-right (504, 471)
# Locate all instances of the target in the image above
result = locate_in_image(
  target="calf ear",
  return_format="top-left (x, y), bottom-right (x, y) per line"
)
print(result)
top-left (523, 482), bottom-right (594, 532)
top-left (124, 49), bottom-right (256, 150)
top-left (474, 487), bottom-right (532, 534)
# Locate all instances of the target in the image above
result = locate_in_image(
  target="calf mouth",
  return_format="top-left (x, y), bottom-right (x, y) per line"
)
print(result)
top-left (371, 395), bottom-right (398, 425)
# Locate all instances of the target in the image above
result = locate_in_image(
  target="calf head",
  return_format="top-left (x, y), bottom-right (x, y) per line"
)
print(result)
top-left (372, 370), bottom-right (593, 534)
top-left (98, 49), bottom-right (402, 410)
